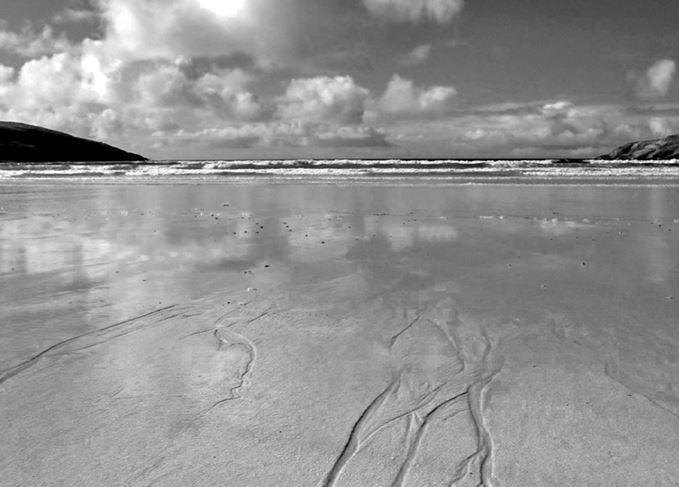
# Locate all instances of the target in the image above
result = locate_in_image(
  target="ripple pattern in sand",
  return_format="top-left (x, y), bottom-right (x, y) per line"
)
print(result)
top-left (320, 298), bottom-right (505, 487)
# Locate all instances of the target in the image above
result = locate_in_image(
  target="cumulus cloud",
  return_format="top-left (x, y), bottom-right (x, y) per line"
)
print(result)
top-left (93, 0), bottom-right (291, 62)
top-left (194, 70), bottom-right (267, 121)
top-left (0, 45), bottom-right (267, 142)
top-left (167, 121), bottom-right (389, 151)
top-left (0, 65), bottom-right (14, 83)
top-left (363, 0), bottom-right (464, 23)
top-left (10, 0), bottom-right (676, 159)
top-left (454, 100), bottom-right (679, 156)
top-left (13, 53), bottom-right (86, 107)
top-left (0, 22), bottom-right (73, 58)
top-left (188, 126), bottom-right (262, 149)
top-left (377, 74), bottom-right (457, 117)
top-left (461, 101), bottom-right (612, 148)
top-left (0, 65), bottom-right (14, 100)
top-left (628, 59), bottom-right (676, 100)
top-left (129, 61), bottom-right (263, 120)
top-left (316, 125), bottom-right (390, 147)
top-left (541, 101), bottom-right (574, 117)
top-left (278, 76), bottom-right (370, 125)
top-left (376, 97), bottom-right (679, 158)
top-left (0, 0), bottom-right (441, 156)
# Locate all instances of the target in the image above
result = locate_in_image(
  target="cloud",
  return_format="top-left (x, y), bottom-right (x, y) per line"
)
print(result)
top-left (95, 0), bottom-right (262, 60)
top-left (397, 40), bottom-right (467, 67)
top-left (0, 45), bottom-right (268, 142)
top-left (5, 0), bottom-right (676, 159)
top-left (459, 101), bottom-right (614, 149)
top-left (0, 64), bottom-right (13, 83)
top-left (278, 76), bottom-right (370, 125)
top-left (541, 101), bottom-right (574, 118)
top-left (316, 125), bottom-right (390, 147)
top-left (52, 7), bottom-right (99, 24)
top-left (12, 53), bottom-right (85, 107)
top-left (193, 70), bottom-right (268, 121)
top-left (628, 59), bottom-right (676, 100)
top-left (464, 101), bottom-right (679, 154)
top-left (398, 44), bottom-right (433, 66)
top-left (377, 74), bottom-right (457, 117)
top-left (164, 121), bottom-right (389, 151)
top-left (0, 0), bottom-right (395, 154)
top-left (190, 126), bottom-right (262, 149)
top-left (128, 60), bottom-right (264, 122)
top-left (363, 0), bottom-right (464, 23)
top-left (0, 22), bottom-right (73, 58)
top-left (380, 98), bottom-right (679, 158)
top-left (0, 65), bottom-right (14, 100)
top-left (0, 39), bottom-right (386, 156)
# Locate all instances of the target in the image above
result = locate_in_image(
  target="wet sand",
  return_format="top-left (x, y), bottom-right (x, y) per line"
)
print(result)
top-left (1, 181), bottom-right (678, 486)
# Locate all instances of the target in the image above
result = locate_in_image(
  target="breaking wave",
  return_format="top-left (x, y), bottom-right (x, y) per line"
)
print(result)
top-left (2, 159), bottom-right (679, 180)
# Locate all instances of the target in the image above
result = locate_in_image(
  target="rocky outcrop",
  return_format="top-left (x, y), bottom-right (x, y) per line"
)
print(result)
top-left (600, 134), bottom-right (679, 160)
top-left (0, 122), bottom-right (146, 162)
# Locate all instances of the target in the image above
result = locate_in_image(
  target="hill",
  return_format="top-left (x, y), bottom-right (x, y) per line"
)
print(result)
top-left (0, 122), bottom-right (146, 162)
top-left (600, 134), bottom-right (679, 160)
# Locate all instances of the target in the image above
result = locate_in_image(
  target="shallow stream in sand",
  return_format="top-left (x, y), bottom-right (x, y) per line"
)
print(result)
top-left (1, 182), bottom-right (678, 486)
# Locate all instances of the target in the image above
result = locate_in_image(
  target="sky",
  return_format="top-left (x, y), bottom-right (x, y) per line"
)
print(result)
top-left (0, 0), bottom-right (678, 159)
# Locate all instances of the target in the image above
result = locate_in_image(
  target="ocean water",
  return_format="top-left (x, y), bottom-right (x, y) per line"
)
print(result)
top-left (2, 159), bottom-right (679, 182)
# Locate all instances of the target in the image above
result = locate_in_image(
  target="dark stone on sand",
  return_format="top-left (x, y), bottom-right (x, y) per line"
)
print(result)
top-left (0, 121), bottom-right (146, 162)
top-left (599, 134), bottom-right (679, 160)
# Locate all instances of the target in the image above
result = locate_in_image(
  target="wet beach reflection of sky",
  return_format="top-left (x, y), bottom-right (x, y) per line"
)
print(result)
top-left (1, 183), bottom-right (678, 370)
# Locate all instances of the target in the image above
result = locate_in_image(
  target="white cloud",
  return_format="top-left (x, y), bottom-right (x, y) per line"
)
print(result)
top-left (52, 8), bottom-right (99, 24)
top-left (398, 44), bottom-right (433, 66)
top-left (0, 64), bottom-right (14, 100)
top-left (316, 125), bottom-right (389, 147)
top-left (629, 59), bottom-right (676, 100)
top-left (363, 0), bottom-right (464, 23)
top-left (464, 101), bottom-right (679, 153)
top-left (0, 23), bottom-right (73, 58)
top-left (0, 37), bottom-right (385, 153)
top-left (164, 121), bottom-right (388, 150)
top-left (0, 46), bottom-right (266, 142)
top-left (13, 53), bottom-right (84, 107)
top-left (278, 76), bottom-right (370, 125)
top-left (194, 70), bottom-right (266, 121)
top-left (541, 101), bottom-right (574, 118)
top-left (380, 98), bottom-right (679, 158)
top-left (377, 74), bottom-right (457, 117)
top-left (4, 0), bottom-right (675, 159)
top-left (96, 0), bottom-right (265, 61)
top-left (648, 117), bottom-right (674, 137)
top-left (0, 64), bottom-right (13, 83)
top-left (134, 62), bottom-right (199, 107)
top-left (0, 1), bottom-right (413, 156)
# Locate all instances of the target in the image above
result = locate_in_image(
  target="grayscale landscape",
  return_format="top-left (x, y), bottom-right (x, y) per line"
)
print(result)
top-left (1, 0), bottom-right (679, 486)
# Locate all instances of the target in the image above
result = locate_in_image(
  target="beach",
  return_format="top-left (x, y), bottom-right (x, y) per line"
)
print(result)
top-left (1, 180), bottom-right (679, 486)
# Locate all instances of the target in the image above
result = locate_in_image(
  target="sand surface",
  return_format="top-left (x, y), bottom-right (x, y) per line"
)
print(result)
top-left (1, 182), bottom-right (679, 486)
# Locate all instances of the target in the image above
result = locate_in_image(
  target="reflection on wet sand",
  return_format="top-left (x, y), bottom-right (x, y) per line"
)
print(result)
top-left (1, 183), bottom-right (679, 486)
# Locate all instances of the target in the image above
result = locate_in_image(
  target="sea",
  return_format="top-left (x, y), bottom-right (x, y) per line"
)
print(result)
top-left (2, 159), bottom-right (679, 183)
